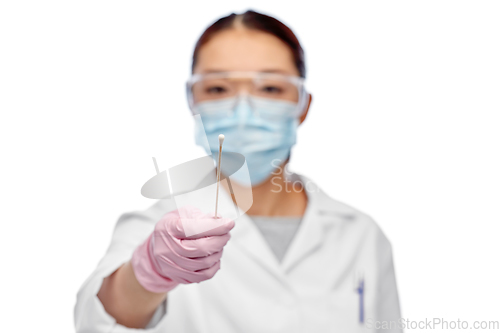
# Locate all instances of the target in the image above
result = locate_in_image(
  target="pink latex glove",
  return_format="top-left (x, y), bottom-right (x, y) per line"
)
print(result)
top-left (131, 206), bottom-right (235, 293)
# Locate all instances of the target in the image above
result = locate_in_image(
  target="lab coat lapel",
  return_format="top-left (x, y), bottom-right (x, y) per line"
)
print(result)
top-left (231, 212), bottom-right (289, 279)
top-left (224, 174), bottom-right (354, 283)
top-left (220, 185), bottom-right (290, 284)
top-left (280, 175), bottom-right (356, 273)
top-left (279, 175), bottom-right (325, 273)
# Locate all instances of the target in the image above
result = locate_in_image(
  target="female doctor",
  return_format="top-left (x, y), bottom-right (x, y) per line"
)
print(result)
top-left (75, 10), bottom-right (402, 333)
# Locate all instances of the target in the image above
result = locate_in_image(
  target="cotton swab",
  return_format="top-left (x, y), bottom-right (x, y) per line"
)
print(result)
top-left (214, 134), bottom-right (224, 219)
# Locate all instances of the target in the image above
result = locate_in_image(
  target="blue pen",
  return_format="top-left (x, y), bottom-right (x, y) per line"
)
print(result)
top-left (356, 274), bottom-right (364, 324)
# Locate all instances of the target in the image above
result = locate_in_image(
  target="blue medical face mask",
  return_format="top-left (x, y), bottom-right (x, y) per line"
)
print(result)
top-left (193, 96), bottom-right (300, 187)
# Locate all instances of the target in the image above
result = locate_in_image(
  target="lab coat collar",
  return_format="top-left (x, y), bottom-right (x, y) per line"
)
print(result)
top-left (228, 173), bottom-right (357, 282)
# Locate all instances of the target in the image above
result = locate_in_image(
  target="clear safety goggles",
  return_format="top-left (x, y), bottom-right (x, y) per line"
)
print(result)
top-left (186, 71), bottom-right (308, 118)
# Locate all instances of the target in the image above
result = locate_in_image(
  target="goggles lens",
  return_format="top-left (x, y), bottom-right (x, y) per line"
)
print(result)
top-left (187, 72), bottom-right (306, 117)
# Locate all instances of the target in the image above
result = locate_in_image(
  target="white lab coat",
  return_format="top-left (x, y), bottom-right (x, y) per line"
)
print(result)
top-left (75, 174), bottom-right (402, 332)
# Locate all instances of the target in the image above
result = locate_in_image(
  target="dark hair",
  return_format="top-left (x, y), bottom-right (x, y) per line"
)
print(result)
top-left (192, 10), bottom-right (306, 78)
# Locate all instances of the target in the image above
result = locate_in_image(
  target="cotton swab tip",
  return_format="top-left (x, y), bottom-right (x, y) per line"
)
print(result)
top-left (218, 134), bottom-right (225, 145)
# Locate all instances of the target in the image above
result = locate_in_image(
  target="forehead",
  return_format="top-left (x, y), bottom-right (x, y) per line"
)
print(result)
top-left (193, 28), bottom-right (299, 76)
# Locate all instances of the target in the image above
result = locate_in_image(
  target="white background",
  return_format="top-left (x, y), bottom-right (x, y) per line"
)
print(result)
top-left (1, 1), bottom-right (499, 332)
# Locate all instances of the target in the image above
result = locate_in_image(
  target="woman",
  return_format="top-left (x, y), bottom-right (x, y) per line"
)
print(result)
top-left (75, 10), bottom-right (402, 333)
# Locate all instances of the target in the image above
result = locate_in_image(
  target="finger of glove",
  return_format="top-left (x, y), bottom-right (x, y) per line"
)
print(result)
top-left (160, 259), bottom-right (221, 284)
top-left (183, 219), bottom-right (235, 239)
top-left (185, 260), bottom-right (221, 283)
top-left (150, 246), bottom-right (208, 284)
top-left (167, 232), bottom-right (232, 258)
top-left (157, 245), bottom-right (224, 272)
top-left (160, 214), bottom-right (235, 240)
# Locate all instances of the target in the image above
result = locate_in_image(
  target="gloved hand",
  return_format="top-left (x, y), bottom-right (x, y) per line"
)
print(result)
top-left (131, 206), bottom-right (235, 293)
